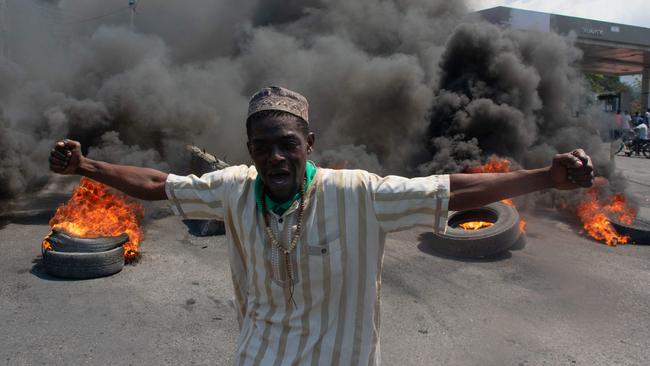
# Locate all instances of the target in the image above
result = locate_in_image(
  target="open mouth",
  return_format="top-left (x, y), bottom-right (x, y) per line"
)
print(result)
top-left (267, 170), bottom-right (292, 186)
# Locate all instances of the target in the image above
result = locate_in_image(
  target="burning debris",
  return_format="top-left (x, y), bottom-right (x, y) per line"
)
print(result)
top-left (0, 1), bottom-right (619, 193)
top-left (425, 201), bottom-right (522, 259)
top-left (465, 156), bottom-right (527, 233)
top-left (44, 178), bottom-right (144, 262)
top-left (464, 157), bottom-right (640, 246)
top-left (576, 186), bottom-right (637, 246)
top-left (458, 221), bottom-right (494, 230)
top-left (0, 0), bottom-right (641, 254)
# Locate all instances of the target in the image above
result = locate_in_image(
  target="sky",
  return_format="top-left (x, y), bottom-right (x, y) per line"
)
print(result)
top-left (470, 0), bottom-right (650, 28)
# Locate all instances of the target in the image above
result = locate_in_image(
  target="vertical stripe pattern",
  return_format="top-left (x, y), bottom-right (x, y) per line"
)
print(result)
top-left (165, 166), bottom-right (450, 365)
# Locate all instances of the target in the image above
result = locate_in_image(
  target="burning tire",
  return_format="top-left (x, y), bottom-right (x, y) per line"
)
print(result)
top-left (611, 219), bottom-right (650, 245)
top-left (427, 202), bottom-right (521, 258)
top-left (42, 246), bottom-right (125, 279)
top-left (47, 229), bottom-right (129, 253)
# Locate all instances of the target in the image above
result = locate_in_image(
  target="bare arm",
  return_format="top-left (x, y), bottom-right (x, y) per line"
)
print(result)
top-left (449, 150), bottom-right (594, 211)
top-left (49, 139), bottom-right (168, 201)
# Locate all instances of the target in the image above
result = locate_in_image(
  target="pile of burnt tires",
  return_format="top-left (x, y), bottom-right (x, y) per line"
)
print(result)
top-left (42, 230), bottom-right (127, 279)
top-left (427, 202), bottom-right (522, 259)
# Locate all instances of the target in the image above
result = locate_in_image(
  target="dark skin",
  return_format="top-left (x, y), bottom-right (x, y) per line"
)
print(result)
top-left (49, 118), bottom-right (594, 209)
top-left (247, 116), bottom-right (315, 202)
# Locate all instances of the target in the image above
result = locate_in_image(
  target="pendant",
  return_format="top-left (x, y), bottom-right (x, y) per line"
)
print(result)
top-left (285, 252), bottom-right (297, 309)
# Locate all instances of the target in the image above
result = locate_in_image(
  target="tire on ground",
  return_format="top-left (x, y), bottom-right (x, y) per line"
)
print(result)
top-left (427, 202), bottom-right (521, 258)
top-left (43, 246), bottom-right (125, 279)
top-left (47, 230), bottom-right (128, 253)
top-left (611, 219), bottom-right (650, 245)
top-left (643, 144), bottom-right (650, 158)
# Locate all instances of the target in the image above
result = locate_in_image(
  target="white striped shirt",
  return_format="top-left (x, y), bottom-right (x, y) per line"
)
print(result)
top-left (166, 165), bottom-right (450, 365)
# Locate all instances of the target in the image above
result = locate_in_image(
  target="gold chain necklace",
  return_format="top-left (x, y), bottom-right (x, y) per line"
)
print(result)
top-left (261, 178), bottom-right (306, 308)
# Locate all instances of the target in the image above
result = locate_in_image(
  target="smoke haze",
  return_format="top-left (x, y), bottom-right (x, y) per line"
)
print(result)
top-left (0, 0), bottom-right (618, 201)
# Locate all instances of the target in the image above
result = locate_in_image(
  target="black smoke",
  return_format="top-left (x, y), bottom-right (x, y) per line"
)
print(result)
top-left (418, 21), bottom-right (625, 202)
top-left (0, 0), bottom-right (619, 202)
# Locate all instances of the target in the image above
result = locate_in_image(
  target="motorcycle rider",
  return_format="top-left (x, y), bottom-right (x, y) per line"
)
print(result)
top-left (629, 120), bottom-right (649, 156)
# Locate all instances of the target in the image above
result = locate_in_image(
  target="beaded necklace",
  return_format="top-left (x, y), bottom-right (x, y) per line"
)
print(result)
top-left (261, 178), bottom-right (306, 308)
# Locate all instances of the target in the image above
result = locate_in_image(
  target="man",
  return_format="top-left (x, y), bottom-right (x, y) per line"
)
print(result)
top-left (636, 111), bottom-right (645, 125)
top-left (630, 120), bottom-right (649, 156)
top-left (613, 109), bottom-right (622, 140)
top-left (623, 110), bottom-right (632, 133)
top-left (49, 86), bottom-right (594, 365)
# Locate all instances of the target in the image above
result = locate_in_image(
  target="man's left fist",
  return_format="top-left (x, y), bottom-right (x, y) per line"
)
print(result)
top-left (550, 149), bottom-right (594, 190)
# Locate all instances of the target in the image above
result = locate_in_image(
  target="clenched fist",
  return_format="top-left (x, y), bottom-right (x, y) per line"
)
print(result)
top-left (550, 149), bottom-right (595, 190)
top-left (49, 139), bottom-right (83, 175)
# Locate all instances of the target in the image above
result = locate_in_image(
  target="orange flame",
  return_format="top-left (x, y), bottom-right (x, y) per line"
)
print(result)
top-left (41, 238), bottom-right (52, 251)
top-left (45, 178), bottom-right (144, 261)
top-left (467, 156), bottom-right (526, 233)
top-left (466, 157), bottom-right (512, 174)
top-left (576, 188), bottom-right (636, 246)
top-left (459, 221), bottom-right (494, 230)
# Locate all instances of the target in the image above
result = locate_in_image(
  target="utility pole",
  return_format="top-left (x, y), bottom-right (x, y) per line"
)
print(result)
top-left (0, 0), bottom-right (7, 59)
top-left (129, 0), bottom-right (136, 30)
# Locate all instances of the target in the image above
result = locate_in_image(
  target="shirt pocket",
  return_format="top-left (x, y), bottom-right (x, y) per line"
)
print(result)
top-left (304, 238), bottom-right (344, 289)
top-left (307, 237), bottom-right (342, 257)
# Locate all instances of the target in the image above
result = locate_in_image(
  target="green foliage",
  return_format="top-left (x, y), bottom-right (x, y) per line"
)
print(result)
top-left (584, 73), bottom-right (632, 94)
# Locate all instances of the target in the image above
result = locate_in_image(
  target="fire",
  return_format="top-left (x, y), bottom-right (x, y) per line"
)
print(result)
top-left (41, 238), bottom-right (52, 251)
top-left (44, 178), bottom-right (144, 261)
top-left (459, 221), bottom-right (494, 230)
top-left (466, 157), bottom-right (512, 174)
top-left (576, 187), bottom-right (636, 246)
top-left (467, 156), bottom-right (526, 233)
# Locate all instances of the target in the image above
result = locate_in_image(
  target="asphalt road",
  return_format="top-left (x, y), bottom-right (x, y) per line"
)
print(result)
top-left (1, 154), bottom-right (649, 366)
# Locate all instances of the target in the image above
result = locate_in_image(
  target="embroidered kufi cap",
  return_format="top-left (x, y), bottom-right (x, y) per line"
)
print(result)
top-left (247, 86), bottom-right (309, 123)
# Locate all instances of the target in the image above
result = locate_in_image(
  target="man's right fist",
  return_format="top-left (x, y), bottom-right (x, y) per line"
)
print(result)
top-left (49, 139), bottom-right (82, 175)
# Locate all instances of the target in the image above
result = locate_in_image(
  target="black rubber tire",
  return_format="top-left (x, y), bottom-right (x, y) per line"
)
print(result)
top-left (42, 246), bottom-right (125, 279)
top-left (182, 219), bottom-right (226, 236)
top-left (46, 230), bottom-right (128, 253)
top-left (642, 144), bottom-right (650, 158)
top-left (611, 220), bottom-right (650, 245)
top-left (427, 202), bottom-right (521, 259)
top-left (615, 142), bottom-right (624, 155)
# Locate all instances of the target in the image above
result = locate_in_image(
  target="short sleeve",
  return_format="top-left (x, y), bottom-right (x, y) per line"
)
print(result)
top-left (371, 174), bottom-right (450, 234)
top-left (165, 168), bottom-right (237, 221)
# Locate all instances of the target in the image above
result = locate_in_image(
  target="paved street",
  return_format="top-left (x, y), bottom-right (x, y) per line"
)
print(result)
top-left (1, 154), bottom-right (649, 366)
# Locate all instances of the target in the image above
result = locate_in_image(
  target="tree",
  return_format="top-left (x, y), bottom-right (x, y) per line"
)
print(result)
top-left (584, 73), bottom-right (632, 94)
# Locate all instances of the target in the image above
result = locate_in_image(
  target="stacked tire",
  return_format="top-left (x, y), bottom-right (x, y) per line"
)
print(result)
top-left (42, 230), bottom-right (128, 279)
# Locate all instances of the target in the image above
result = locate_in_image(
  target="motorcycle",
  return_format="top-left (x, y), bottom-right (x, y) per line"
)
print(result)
top-left (615, 130), bottom-right (650, 158)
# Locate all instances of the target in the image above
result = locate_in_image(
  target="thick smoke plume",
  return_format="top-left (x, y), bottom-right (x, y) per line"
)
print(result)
top-left (0, 0), bottom-right (619, 203)
top-left (420, 23), bottom-right (613, 179)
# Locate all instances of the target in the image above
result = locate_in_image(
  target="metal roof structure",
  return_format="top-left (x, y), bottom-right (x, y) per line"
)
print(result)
top-left (478, 6), bottom-right (650, 76)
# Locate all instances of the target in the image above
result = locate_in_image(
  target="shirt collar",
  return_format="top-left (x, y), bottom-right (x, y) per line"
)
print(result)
top-left (255, 161), bottom-right (317, 216)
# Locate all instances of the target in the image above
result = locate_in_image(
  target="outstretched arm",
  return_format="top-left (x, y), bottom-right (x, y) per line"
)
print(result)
top-left (49, 139), bottom-right (169, 201)
top-left (449, 150), bottom-right (594, 211)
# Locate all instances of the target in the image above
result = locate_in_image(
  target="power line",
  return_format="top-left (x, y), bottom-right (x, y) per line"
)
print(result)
top-left (61, 6), bottom-right (129, 26)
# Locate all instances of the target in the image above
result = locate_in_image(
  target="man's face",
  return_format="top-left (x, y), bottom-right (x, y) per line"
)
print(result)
top-left (247, 115), bottom-right (315, 202)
